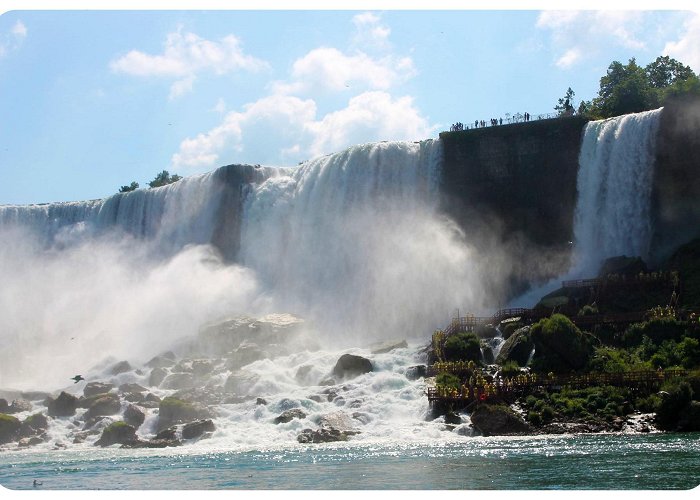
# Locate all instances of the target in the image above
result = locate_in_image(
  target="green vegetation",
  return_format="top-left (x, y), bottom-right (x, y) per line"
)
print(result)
top-left (443, 332), bottom-right (482, 363)
top-left (148, 170), bottom-right (182, 188)
top-left (524, 386), bottom-right (632, 425)
top-left (118, 181), bottom-right (139, 193)
top-left (435, 372), bottom-right (461, 392)
top-left (529, 314), bottom-right (595, 373)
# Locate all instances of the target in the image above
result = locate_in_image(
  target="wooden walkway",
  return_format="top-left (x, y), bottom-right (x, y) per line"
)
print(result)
top-left (426, 369), bottom-right (694, 405)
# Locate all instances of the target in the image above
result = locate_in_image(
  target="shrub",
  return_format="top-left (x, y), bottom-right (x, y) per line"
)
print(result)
top-left (530, 314), bottom-right (594, 372)
top-left (435, 373), bottom-right (461, 392)
top-left (500, 360), bottom-right (521, 377)
top-left (622, 318), bottom-right (687, 347)
top-left (578, 304), bottom-right (599, 316)
top-left (541, 406), bottom-right (555, 423)
top-left (443, 332), bottom-right (482, 363)
top-left (527, 411), bottom-right (542, 426)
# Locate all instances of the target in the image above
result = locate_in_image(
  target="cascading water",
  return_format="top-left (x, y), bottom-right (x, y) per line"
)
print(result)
top-left (572, 108), bottom-right (663, 277)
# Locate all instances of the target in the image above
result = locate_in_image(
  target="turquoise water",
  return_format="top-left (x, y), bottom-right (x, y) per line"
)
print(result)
top-left (1, 433), bottom-right (699, 490)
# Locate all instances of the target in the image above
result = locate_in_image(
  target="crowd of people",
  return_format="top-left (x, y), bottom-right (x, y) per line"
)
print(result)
top-left (449, 111), bottom-right (535, 132)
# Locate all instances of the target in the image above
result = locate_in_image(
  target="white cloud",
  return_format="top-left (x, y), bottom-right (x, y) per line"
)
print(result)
top-left (663, 13), bottom-right (700, 73)
top-left (110, 28), bottom-right (268, 98)
top-left (1, 19), bottom-right (27, 58)
top-left (171, 91), bottom-right (433, 170)
top-left (536, 10), bottom-right (647, 68)
top-left (352, 12), bottom-right (391, 50)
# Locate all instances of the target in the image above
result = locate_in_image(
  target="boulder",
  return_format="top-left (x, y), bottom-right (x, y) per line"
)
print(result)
top-left (18, 436), bottom-right (44, 447)
top-left (95, 421), bottom-right (137, 447)
top-left (470, 404), bottom-right (530, 436)
top-left (256, 398), bottom-right (268, 406)
top-left (157, 397), bottom-right (211, 432)
top-left (83, 393), bottom-right (122, 420)
top-left (110, 361), bottom-right (133, 375)
top-left (495, 326), bottom-right (534, 367)
top-left (273, 409), bottom-right (307, 424)
top-left (369, 340), bottom-right (408, 354)
top-left (481, 344), bottom-right (495, 364)
top-left (405, 365), bottom-right (427, 380)
top-left (181, 419), bottom-right (215, 440)
top-left (146, 351), bottom-right (176, 369)
top-left (224, 371), bottom-right (259, 396)
top-left (297, 427), bottom-right (350, 444)
top-left (118, 383), bottom-right (147, 394)
top-left (475, 325), bottom-right (499, 339)
top-left (83, 382), bottom-right (114, 398)
top-left (0, 399), bottom-right (8, 413)
top-left (331, 354), bottom-right (373, 380)
top-left (47, 391), bottom-right (78, 417)
top-left (123, 404), bottom-right (145, 429)
top-left (0, 414), bottom-right (21, 444)
top-left (225, 344), bottom-right (267, 370)
top-left (173, 388), bottom-right (225, 407)
top-left (20, 413), bottom-right (49, 437)
top-left (318, 412), bottom-right (358, 434)
top-left (7, 399), bottom-right (32, 414)
top-left (155, 427), bottom-right (178, 441)
top-left (192, 360), bottom-right (215, 377)
top-left (160, 373), bottom-right (196, 391)
top-left (149, 367), bottom-right (168, 387)
top-left (122, 438), bottom-right (181, 449)
top-left (445, 412), bottom-right (462, 425)
top-left (82, 416), bottom-right (113, 432)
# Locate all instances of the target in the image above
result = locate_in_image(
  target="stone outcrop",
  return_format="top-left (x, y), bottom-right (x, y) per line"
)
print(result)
top-left (0, 414), bottom-right (21, 444)
top-left (495, 326), bottom-right (534, 367)
top-left (47, 391), bottom-right (78, 417)
top-left (470, 404), bottom-right (529, 436)
top-left (331, 354), bottom-right (373, 380)
top-left (273, 409), bottom-right (306, 424)
top-left (181, 419), bottom-right (215, 440)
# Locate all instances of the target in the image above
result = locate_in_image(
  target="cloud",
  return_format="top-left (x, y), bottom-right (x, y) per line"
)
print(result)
top-left (171, 91), bottom-right (433, 170)
top-left (351, 12), bottom-right (391, 50)
top-left (110, 28), bottom-right (268, 98)
top-left (1, 19), bottom-right (27, 58)
top-left (663, 13), bottom-right (700, 73)
top-left (536, 10), bottom-right (647, 68)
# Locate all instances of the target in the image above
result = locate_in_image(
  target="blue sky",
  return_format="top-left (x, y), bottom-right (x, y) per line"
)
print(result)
top-left (1, 6), bottom-right (699, 204)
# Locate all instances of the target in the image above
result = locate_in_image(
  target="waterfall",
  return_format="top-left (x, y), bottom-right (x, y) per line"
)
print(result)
top-left (572, 108), bottom-right (662, 276)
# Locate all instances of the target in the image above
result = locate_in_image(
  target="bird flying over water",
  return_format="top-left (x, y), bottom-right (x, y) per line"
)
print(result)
top-left (71, 375), bottom-right (84, 383)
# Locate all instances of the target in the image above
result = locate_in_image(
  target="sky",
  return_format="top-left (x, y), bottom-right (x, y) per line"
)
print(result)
top-left (1, 3), bottom-right (699, 205)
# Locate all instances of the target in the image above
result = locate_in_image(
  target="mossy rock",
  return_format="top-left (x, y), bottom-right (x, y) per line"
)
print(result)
top-left (95, 421), bottom-right (137, 447)
top-left (157, 397), bottom-right (210, 432)
top-left (470, 404), bottom-right (529, 436)
top-left (495, 326), bottom-right (534, 366)
top-left (0, 413), bottom-right (21, 444)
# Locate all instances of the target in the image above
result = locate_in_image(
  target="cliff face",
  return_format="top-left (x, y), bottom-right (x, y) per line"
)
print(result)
top-left (652, 95), bottom-right (700, 262)
top-left (439, 116), bottom-right (589, 294)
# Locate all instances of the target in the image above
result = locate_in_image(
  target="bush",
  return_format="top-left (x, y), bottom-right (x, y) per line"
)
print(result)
top-left (578, 304), bottom-right (599, 316)
top-left (541, 406), bottom-right (555, 423)
top-left (500, 360), bottom-right (521, 377)
top-left (622, 318), bottom-right (687, 347)
top-left (443, 332), bottom-right (482, 363)
top-left (530, 314), bottom-right (594, 372)
top-left (148, 170), bottom-right (182, 188)
top-left (527, 411), bottom-right (542, 426)
top-left (435, 373), bottom-right (461, 392)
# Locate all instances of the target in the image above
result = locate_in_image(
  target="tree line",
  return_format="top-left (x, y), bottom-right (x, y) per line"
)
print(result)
top-left (118, 170), bottom-right (182, 193)
top-left (555, 55), bottom-right (700, 119)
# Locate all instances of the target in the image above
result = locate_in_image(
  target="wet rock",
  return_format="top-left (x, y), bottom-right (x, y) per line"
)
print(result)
top-left (224, 371), bottom-right (259, 396)
top-left (18, 436), bottom-right (44, 447)
top-left (481, 345), bottom-right (495, 365)
top-left (160, 373), bottom-right (196, 391)
top-left (155, 427), bottom-right (178, 441)
top-left (495, 326), bottom-right (534, 367)
top-left (119, 383), bottom-right (147, 394)
top-left (192, 360), bottom-right (215, 377)
top-left (332, 354), bottom-right (373, 380)
top-left (470, 404), bottom-right (530, 436)
top-left (273, 409), bottom-right (307, 424)
top-left (6, 399), bottom-right (33, 414)
top-left (173, 388), bottom-right (224, 406)
top-left (181, 419), bottom-right (215, 440)
top-left (319, 378), bottom-right (336, 386)
top-left (297, 427), bottom-right (349, 443)
top-left (318, 412), bottom-right (358, 434)
top-left (149, 367), bottom-right (168, 387)
top-left (122, 391), bottom-right (146, 403)
top-left (405, 365), bottom-right (427, 380)
top-left (475, 324), bottom-right (499, 339)
top-left (0, 413), bottom-right (21, 444)
top-left (110, 361), bottom-right (133, 375)
top-left (47, 391), bottom-right (78, 417)
top-left (83, 393), bottom-right (122, 420)
top-left (20, 413), bottom-right (49, 437)
top-left (95, 421), bottom-right (137, 447)
top-left (0, 399), bottom-right (8, 413)
top-left (369, 339), bottom-right (408, 354)
top-left (445, 412), bottom-right (462, 425)
top-left (225, 343), bottom-right (267, 370)
top-left (307, 395), bottom-right (323, 403)
top-left (122, 438), bottom-right (181, 449)
top-left (157, 397), bottom-right (211, 432)
top-left (82, 416), bottom-right (112, 432)
top-left (146, 352), bottom-right (176, 369)
top-left (123, 404), bottom-right (145, 429)
top-left (351, 412), bottom-right (371, 425)
top-left (256, 398), bottom-right (268, 406)
top-left (84, 382), bottom-right (115, 398)
top-left (294, 365), bottom-right (313, 383)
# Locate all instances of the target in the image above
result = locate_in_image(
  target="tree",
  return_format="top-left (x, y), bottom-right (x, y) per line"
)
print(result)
top-left (148, 170), bottom-right (182, 188)
top-left (645, 55), bottom-right (696, 89)
top-left (118, 181), bottom-right (139, 193)
top-left (554, 87), bottom-right (576, 116)
top-left (590, 58), bottom-right (654, 118)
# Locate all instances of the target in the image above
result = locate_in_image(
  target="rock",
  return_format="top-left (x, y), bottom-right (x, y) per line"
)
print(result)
top-left (122, 392), bottom-right (146, 403)
top-left (225, 343), bottom-right (267, 370)
top-left (297, 427), bottom-right (349, 444)
top-left (318, 412), bottom-right (358, 434)
top-left (0, 413), bottom-right (21, 444)
top-left (7, 399), bottom-right (32, 414)
top-left (192, 360), bottom-right (215, 377)
top-left (481, 345), bottom-right (495, 365)
top-left (599, 255), bottom-right (648, 277)
top-left (0, 399), bottom-right (8, 413)
top-left (123, 404), bottom-right (145, 429)
top-left (122, 438), bottom-right (181, 449)
top-left (351, 412), bottom-right (371, 425)
top-left (145, 393), bottom-right (161, 404)
top-left (369, 339), bottom-right (408, 354)
top-left (405, 365), bottom-right (427, 380)
top-left (82, 416), bottom-right (112, 432)
top-left (84, 393), bottom-right (122, 419)
top-left (319, 378), bottom-right (336, 386)
top-left (149, 367), bottom-right (168, 387)
top-left (495, 326), bottom-right (534, 367)
top-left (20, 413), bottom-right (49, 437)
top-left (157, 397), bottom-right (211, 432)
top-left (181, 419), bottom-right (215, 440)
top-left (470, 404), bottom-right (530, 436)
top-left (95, 421), bottom-right (137, 447)
top-left (307, 395), bottom-right (323, 403)
top-left (146, 352), bottom-right (176, 369)
top-left (256, 398), bottom-right (268, 406)
top-left (119, 383), bottom-right (147, 394)
top-left (47, 392), bottom-right (78, 417)
top-left (445, 412), bottom-right (462, 425)
top-left (160, 373), bottom-right (196, 391)
top-left (18, 436), bottom-right (44, 447)
top-left (155, 427), bottom-right (178, 441)
top-left (110, 361), bottom-right (133, 375)
top-left (475, 325), bottom-right (499, 339)
top-left (173, 388), bottom-right (224, 407)
top-left (294, 365), bottom-right (313, 383)
top-left (224, 371), bottom-right (259, 396)
top-left (273, 409), bottom-right (307, 424)
top-left (331, 354), bottom-right (373, 380)
top-left (83, 382), bottom-right (114, 398)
